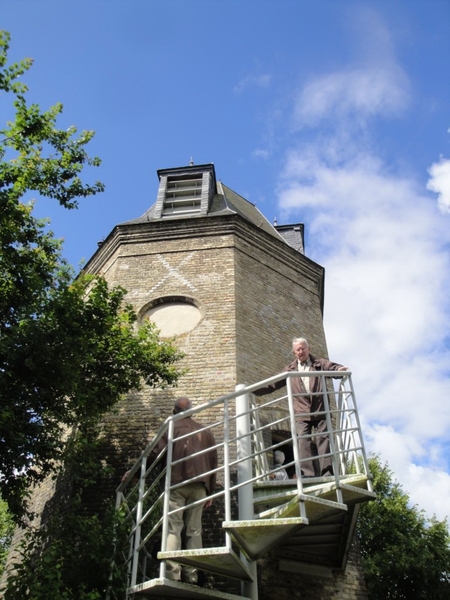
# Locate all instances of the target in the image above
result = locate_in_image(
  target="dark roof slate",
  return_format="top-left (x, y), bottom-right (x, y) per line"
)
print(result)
top-left (118, 179), bottom-right (303, 254)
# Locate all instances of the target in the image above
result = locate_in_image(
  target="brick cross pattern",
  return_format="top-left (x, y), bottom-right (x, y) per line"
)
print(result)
top-left (148, 252), bottom-right (197, 294)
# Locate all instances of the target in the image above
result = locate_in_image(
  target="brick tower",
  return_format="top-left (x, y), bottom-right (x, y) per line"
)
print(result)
top-left (81, 162), bottom-right (368, 599)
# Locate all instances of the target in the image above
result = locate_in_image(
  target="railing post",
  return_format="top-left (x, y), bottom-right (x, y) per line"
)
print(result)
top-left (159, 418), bottom-right (175, 579)
top-left (223, 397), bottom-right (233, 553)
top-left (335, 377), bottom-right (347, 475)
top-left (130, 456), bottom-right (147, 588)
top-left (346, 373), bottom-right (372, 491)
top-left (320, 374), bottom-right (343, 503)
top-left (236, 384), bottom-right (258, 600)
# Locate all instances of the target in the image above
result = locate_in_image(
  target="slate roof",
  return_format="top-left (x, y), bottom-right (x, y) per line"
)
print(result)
top-left (119, 175), bottom-right (304, 255)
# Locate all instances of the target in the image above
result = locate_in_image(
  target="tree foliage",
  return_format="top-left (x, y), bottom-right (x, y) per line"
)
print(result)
top-left (0, 30), bottom-right (183, 521)
top-left (0, 31), bottom-right (103, 208)
top-left (0, 495), bottom-right (14, 578)
top-left (3, 425), bottom-right (129, 600)
top-left (357, 455), bottom-right (450, 600)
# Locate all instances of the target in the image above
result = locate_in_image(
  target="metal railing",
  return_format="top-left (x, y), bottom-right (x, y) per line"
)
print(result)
top-left (109, 370), bottom-right (371, 594)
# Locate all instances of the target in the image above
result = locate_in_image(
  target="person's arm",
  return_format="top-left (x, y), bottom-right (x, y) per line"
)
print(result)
top-left (254, 371), bottom-right (288, 396)
top-left (321, 359), bottom-right (348, 375)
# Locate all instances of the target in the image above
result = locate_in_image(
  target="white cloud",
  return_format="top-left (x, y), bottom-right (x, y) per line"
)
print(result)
top-left (365, 423), bottom-right (425, 472)
top-left (291, 5), bottom-right (410, 130)
top-left (427, 157), bottom-right (450, 214)
top-left (253, 148), bottom-right (270, 160)
top-left (365, 424), bottom-right (450, 521)
top-left (406, 465), bottom-right (450, 520)
top-left (234, 74), bottom-right (272, 94)
top-left (293, 67), bottom-right (409, 127)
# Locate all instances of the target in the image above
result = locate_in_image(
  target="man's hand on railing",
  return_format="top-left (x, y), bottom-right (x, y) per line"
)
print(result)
top-left (121, 469), bottom-right (138, 484)
top-left (204, 499), bottom-right (213, 509)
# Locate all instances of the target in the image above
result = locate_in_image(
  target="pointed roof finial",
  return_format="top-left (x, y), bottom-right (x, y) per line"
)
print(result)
top-left (189, 157), bottom-right (194, 166)
top-left (273, 217), bottom-right (278, 226)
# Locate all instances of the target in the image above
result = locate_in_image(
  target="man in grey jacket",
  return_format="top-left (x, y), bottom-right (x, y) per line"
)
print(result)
top-left (255, 338), bottom-right (347, 478)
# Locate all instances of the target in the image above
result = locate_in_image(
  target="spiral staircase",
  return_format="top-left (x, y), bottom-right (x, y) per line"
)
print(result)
top-left (108, 372), bottom-right (375, 600)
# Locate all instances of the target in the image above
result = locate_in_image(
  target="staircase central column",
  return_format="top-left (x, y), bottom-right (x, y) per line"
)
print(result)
top-left (236, 384), bottom-right (258, 600)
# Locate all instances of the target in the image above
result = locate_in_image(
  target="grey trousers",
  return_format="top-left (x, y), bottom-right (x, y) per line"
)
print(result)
top-left (165, 482), bottom-right (207, 583)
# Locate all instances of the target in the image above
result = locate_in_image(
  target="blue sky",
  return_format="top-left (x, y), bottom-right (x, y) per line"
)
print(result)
top-left (2, 1), bottom-right (450, 521)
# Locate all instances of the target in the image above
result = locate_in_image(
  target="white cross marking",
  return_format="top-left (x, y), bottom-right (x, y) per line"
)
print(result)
top-left (149, 253), bottom-right (197, 294)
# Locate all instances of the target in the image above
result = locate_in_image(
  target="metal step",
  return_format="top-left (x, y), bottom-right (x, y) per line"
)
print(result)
top-left (258, 493), bottom-right (347, 522)
top-left (336, 482), bottom-right (376, 504)
top-left (253, 486), bottom-right (297, 511)
top-left (157, 547), bottom-right (253, 581)
top-left (222, 517), bottom-right (308, 560)
top-left (128, 577), bottom-right (247, 599)
top-left (253, 474), bottom-right (374, 514)
top-left (302, 474), bottom-right (375, 505)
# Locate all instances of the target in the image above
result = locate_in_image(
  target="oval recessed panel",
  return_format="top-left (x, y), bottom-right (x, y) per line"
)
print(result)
top-left (145, 302), bottom-right (201, 337)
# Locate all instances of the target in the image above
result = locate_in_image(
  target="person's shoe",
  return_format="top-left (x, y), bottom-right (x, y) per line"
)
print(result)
top-left (321, 469), bottom-right (334, 477)
top-left (181, 574), bottom-right (197, 585)
top-left (183, 570), bottom-right (205, 587)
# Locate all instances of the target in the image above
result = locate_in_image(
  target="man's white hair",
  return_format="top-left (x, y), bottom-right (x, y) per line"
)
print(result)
top-left (292, 337), bottom-right (309, 347)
